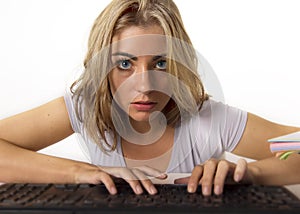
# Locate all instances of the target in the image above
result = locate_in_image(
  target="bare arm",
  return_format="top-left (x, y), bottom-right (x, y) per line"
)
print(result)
top-left (0, 97), bottom-right (166, 195)
top-left (0, 98), bottom-right (117, 189)
top-left (0, 97), bottom-right (80, 183)
top-left (232, 112), bottom-right (300, 160)
top-left (0, 97), bottom-right (73, 151)
top-left (0, 139), bottom-right (86, 183)
top-left (232, 112), bottom-right (300, 185)
top-left (176, 112), bottom-right (300, 195)
top-left (247, 153), bottom-right (300, 185)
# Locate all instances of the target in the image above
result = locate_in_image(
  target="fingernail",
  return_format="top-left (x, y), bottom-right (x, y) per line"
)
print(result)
top-left (110, 187), bottom-right (117, 195)
top-left (150, 186), bottom-right (157, 194)
top-left (234, 174), bottom-right (241, 182)
top-left (158, 173), bottom-right (167, 179)
top-left (135, 185), bottom-right (143, 194)
top-left (214, 185), bottom-right (222, 195)
top-left (202, 186), bottom-right (210, 195)
top-left (188, 183), bottom-right (195, 193)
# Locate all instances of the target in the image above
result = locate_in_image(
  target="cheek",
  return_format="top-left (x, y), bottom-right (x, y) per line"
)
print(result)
top-left (109, 70), bottom-right (136, 109)
top-left (160, 94), bottom-right (171, 106)
top-left (109, 70), bottom-right (124, 95)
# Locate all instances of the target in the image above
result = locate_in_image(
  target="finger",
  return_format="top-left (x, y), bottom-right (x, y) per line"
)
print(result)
top-left (100, 166), bottom-right (142, 195)
top-left (95, 168), bottom-right (117, 195)
top-left (213, 160), bottom-right (231, 195)
top-left (134, 165), bottom-right (167, 179)
top-left (188, 165), bottom-right (204, 193)
top-left (201, 159), bottom-right (218, 196)
top-left (132, 168), bottom-right (157, 195)
top-left (174, 176), bottom-right (190, 184)
top-left (234, 159), bottom-right (247, 182)
top-left (119, 168), bottom-right (144, 195)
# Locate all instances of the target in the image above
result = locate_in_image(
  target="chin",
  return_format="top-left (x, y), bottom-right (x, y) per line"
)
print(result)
top-left (129, 113), bottom-right (151, 122)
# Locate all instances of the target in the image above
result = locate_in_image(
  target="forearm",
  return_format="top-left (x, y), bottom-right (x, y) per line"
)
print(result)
top-left (248, 153), bottom-right (300, 185)
top-left (0, 139), bottom-right (92, 183)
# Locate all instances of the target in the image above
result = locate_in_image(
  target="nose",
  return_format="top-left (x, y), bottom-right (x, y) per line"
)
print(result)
top-left (134, 64), bottom-right (152, 93)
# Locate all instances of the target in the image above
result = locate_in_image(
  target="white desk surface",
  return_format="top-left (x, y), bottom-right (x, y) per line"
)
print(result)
top-left (285, 184), bottom-right (300, 199)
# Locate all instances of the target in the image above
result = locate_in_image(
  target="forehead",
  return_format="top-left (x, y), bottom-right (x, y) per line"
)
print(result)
top-left (111, 25), bottom-right (167, 56)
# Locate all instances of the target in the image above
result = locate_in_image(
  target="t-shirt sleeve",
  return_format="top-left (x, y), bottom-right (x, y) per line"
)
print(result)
top-left (221, 103), bottom-right (248, 152)
top-left (206, 100), bottom-right (248, 153)
top-left (63, 89), bottom-right (82, 133)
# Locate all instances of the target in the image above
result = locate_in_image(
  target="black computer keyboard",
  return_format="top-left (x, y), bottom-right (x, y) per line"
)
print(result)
top-left (0, 183), bottom-right (299, 213)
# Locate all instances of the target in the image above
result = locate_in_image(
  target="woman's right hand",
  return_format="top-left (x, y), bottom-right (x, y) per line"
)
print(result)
top-left (74, 164), bottom-right (167, 195)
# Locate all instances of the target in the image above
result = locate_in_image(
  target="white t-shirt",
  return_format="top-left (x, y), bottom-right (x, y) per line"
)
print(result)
top-left (64, 91), bottom-right (247, 173)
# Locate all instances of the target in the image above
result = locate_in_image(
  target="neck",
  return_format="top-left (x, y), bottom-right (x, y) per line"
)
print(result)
top-left (130, 111), bottom-right (168, 132)
top-left (127, 116), bottom-right (167, 145)
top-left (121, 126), bottom-right (175, 161)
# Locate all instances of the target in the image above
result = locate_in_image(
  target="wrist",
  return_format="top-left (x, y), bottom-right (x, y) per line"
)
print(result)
top-left (70, 162), bottom-right (98, 184)
top-left (247, 163), bottom-right (261, 185)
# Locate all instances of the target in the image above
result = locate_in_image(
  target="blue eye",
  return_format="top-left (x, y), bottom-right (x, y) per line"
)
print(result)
top-left (156, 60), bottom-right (167, 70)
top-left (118, 59), bottom-right (131, 70)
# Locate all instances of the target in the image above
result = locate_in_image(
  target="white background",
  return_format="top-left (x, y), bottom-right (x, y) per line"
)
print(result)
top-left (0, 0), bottom-right (300, 161)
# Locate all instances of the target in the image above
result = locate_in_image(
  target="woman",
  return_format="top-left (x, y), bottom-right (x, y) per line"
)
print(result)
top-left (0, 0), bottom-right (299, 196)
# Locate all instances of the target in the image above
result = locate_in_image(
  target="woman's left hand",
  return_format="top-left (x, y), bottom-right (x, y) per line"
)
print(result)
top-left (175, 158), bottom-right (253, 196)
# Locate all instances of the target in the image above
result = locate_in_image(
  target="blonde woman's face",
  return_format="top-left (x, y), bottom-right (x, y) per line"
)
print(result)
top-left (109, 25), bottom-right (171, 123)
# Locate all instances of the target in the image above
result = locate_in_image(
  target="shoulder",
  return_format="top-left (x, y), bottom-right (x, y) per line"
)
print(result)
top-left (184, 99), bottom-right (247, 149)
top-left (63, 89), bottom-right (83, 133)
top-left (200, 99), bottom-right (247, 121)
top-left (194, 99), bottom-right (246, 121)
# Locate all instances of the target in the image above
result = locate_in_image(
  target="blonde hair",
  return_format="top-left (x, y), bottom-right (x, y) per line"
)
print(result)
top-left (71, 0), bottom-right (208, 152)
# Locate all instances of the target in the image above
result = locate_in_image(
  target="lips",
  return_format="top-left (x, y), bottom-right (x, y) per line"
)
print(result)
top-left (130, 101), bottom-right (157, 111)
top-left (131, 101), bottom-right (156, 104)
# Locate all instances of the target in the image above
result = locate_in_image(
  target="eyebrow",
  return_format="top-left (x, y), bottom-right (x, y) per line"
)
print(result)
top-left (112, 52), bottom-right (138, 61)
top-left (153, 54), bottom-right (166, 61)
top-left (111, 52), bottom-right (166, 61)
